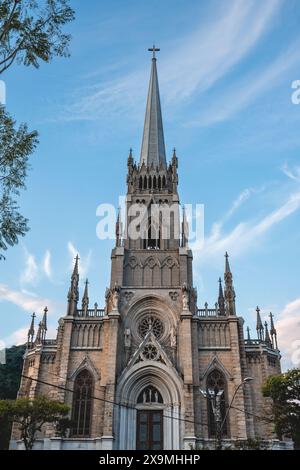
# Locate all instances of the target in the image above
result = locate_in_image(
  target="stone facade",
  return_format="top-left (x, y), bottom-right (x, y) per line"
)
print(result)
top-left (11, 51), bottom-right (285, 451)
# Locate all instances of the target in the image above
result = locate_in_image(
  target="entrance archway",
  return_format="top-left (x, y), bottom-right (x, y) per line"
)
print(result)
top-left (136, 386), bottom-right (163, 450)
top-left (116, 362), bottom-right (183, 450)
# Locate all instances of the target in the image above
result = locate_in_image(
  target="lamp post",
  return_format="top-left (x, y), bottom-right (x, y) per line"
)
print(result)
top-left (200, 376), bottom-right (253, 450)
top-left (200, 388), bottom-right (224, 450)
top-left (219, 376), bottom-right (254, 447)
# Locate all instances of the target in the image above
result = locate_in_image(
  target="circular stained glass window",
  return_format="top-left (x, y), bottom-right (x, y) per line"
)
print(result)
top-left (142, 344), bottom-right (159, 361)
top-left (138, 315), bottom-right (164, 339)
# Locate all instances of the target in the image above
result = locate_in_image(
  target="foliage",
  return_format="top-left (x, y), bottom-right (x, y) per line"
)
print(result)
top-left (262, 369), bottom-right (300, 448)
top-left (0, 395), bottom-right (70, 450)
top-left (0, 106), bottom-right (38, 258)
top-left (0, 344), bottom-right (25, 449)
top-left (0, 0), bottom-right (75, 74)
top-left (55, 416), bottom-right (73, 438)
top-left (0, 344), bottom-right (25, 399)
top-left (233, 438), bottom-right (268, 450)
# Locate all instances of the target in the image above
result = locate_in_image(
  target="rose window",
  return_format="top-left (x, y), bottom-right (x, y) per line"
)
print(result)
top-left (138, 315), bottom-right (164, 339)
top-left (141, 344), bottom-right (159, 361)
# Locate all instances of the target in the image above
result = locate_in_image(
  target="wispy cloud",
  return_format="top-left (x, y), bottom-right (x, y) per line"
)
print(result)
top-left (59, 0), bottom-right (282, 123)
top-left (161, 0), bottom-right (283, 102)
top-left (1, 324), bottom-right (58, 348)
top-left (43, 250), bottom-right (52, 280)
top-left (20, 247), bottom-right (38, 286)
top-left (192, 189), bottom-right (300, 263)
top-left (20, 247), bottom-right (53, 286)
top-left (276, 297), bottom-right (300, 369)
top-left (67, 242), bottom-right (92, 278)
top-left (0, 284), bottom-right (57, 314)
top-left (189, 40), bottom-right (300, 126)
top-left (282, 163), bottom-right (300, 182)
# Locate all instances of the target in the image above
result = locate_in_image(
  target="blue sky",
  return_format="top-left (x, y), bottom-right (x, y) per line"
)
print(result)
top-left (1, 0), bottom-right (300, 369)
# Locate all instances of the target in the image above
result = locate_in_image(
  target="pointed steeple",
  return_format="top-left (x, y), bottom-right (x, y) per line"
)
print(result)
top-left (269, 312), bottom-right (278, 350)
top-left (181, 206), bottom-right (189, 248)
top-left (264, 321), bottom-right (272, 346)
top-left (35, 321), bottom-right (42, 344)
top-left (82, 279), bottom-right (89, 312)
top-left (224, 252), bottom-right (236, 315)
top-left (140, 46), bottom-right (167, 168)
top-left (246, 326), bottom-right (251, 342)
top-left (67, 255), bottom-right (79, 316)
top-left (27, 312), bottom-right (35, 346)
top-left (41, 307), bottom-right (48, 342)
top-left (218, 277), bottom-right (225, 316)
top-left (256, 306), bottom-right (264, 341)
top-left (115, 207), bottom-right (122, 247)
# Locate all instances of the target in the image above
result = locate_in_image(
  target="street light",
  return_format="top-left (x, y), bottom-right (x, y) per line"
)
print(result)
top-left (219, 376), bottom-right (254, 447)
top-left (200, 387), bottom-right (224, 450)
top-left (200, 376), bottom-right (253, 450)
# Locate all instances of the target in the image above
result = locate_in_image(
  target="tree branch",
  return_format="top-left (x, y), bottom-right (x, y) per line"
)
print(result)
top-left (0, 0), bottom-right (20, 42)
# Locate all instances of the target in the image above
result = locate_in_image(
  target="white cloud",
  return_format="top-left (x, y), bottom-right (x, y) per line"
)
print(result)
top-left (20, 247), bottom-right (38, 286)
top-left (60, 0), bottom-right (282, 122)
top-left (276, 298), bottom-right (300, 369)
top-left (20, 247), bottom-right (53, 286)
top-left (192, 189), bottom-right (300, 263)
top-left (43, 250), bottom-right (52, 279)
top-left (1, 324), bottom-right (58, 348)
top-left (161, 0), bottom-right (283, 102)
top-left (282, 163), bottom-right (300, 183)
top-left (189, 40), bottom-right (300, 126)
top-left (67, 242), bottom-right (92, 278)
top-left (0, 283), bottom-right (57, 314)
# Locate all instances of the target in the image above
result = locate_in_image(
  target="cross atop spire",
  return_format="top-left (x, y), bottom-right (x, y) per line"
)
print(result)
top-left (148, 44), bottom-right (160, 60)
top-left (140, 46), bottom-right (167, 168)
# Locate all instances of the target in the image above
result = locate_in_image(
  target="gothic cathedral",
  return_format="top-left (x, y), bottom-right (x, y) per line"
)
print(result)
top-left (11, 50), bottom-right (282, 450)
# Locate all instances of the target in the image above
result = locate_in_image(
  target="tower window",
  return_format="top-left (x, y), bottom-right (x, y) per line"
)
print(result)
top-left (71, 370), bottom-right (93, 437)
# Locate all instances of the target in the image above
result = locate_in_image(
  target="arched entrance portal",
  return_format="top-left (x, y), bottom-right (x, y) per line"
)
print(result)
top-left (136, 386), bottom-right (164, 450)
top-left (116, 362), bottom-right (183, 450)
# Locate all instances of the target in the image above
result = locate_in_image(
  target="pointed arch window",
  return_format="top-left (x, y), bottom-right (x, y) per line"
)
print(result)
top-left (206, 369), bottom-right (228, 438)
top-left (71, 370), bottom-right (93, 437)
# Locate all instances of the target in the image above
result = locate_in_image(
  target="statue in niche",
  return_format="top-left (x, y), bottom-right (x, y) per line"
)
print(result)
top-left (170, 326), bottom-right (176, 348)
top-left (124, 328), bottom-right (131, 348)
top-left (182, 283), bottom-right (189, 310)
top-left (112, 283), bottom-right (120, 310)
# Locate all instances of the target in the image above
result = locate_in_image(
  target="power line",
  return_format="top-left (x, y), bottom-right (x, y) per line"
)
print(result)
top-left (21, 374), bottom-right (212, 431)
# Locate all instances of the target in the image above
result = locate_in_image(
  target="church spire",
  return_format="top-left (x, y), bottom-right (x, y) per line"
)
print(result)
top-left (82, 279), bottom-right (89, 312)
top-left (140, 45), bottom-right (167, 169)
top-left (256, 306), bottom-right (264, 341)
top-left (224, 252), bottom-right (236, 315)
top-left (269, 312), bottom-right (278, 350)
top-left (41, 307), bottom-right (48, 342)
top-left (67, 255), bottom-right (79, 316)
top-left (115, 207), bottom-right (122, 247)
top-left (181, 206), bottom-right (189, 248)
top-left (264, 321), bottom-right (272, 346)
top-left (27, 312), bottom-right (35, 346)
top-left (218, 277), bottom-right (225, 316)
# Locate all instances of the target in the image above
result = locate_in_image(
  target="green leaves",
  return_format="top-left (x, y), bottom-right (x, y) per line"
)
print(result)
top-left (0, 0), bottom-right (75, 73)
top-left (0, 396), bottom-right (70, 450)
top-left (262, 369), bottom-right (300, 447)
top-left (0, 106), bottom-right (38, 259)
